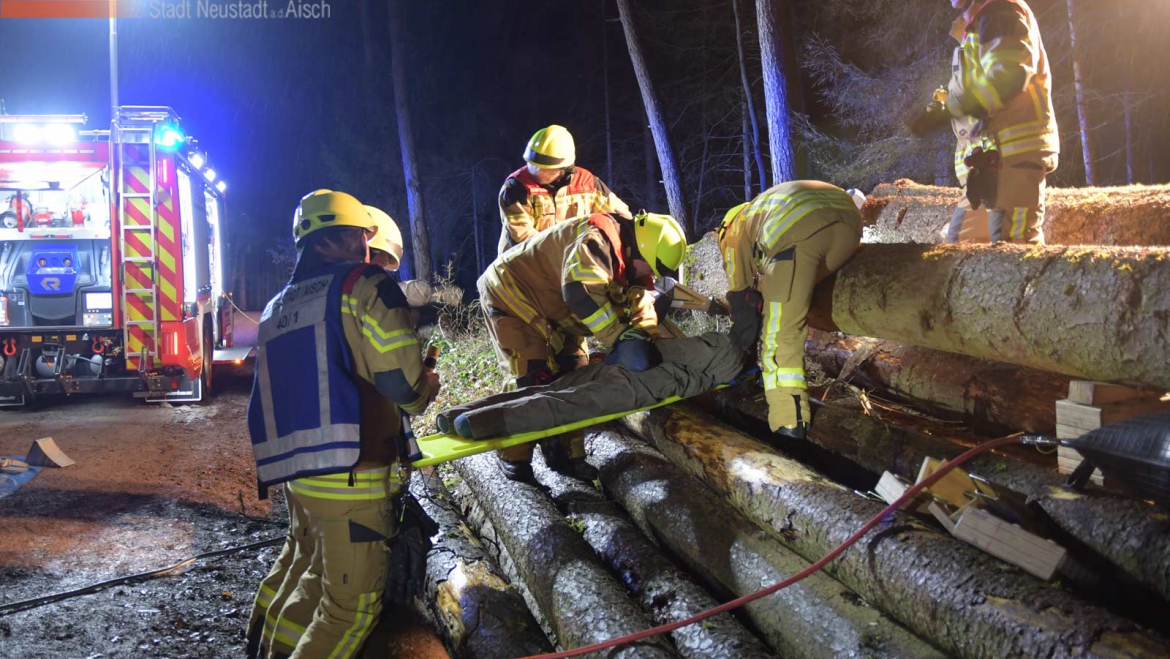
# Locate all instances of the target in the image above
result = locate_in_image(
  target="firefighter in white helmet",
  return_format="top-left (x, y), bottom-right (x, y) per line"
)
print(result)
top-left (718, 181), bottom-right (864, 440)
top-left (365, 205), bottom-right (404, 271)
top-left (245, 190), bottom-right (439, 659)
top-left (497, 124), bottom-right (632, 254)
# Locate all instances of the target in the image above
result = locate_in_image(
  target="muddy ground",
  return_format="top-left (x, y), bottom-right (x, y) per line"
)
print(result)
top-left (0, 352), bottom-right (449, 658)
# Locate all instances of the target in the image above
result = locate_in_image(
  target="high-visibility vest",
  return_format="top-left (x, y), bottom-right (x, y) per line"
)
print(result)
top-left (247, 261), bottom-right (367, 493)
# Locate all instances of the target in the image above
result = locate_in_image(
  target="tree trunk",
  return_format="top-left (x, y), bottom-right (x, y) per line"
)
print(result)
top-left (755, 0), bottom-right (795, 184)
top-left (732, 0), bottom-right (767, 192)
top-left (450, 453), bottom-right (677, 658)
top-left (617, 0), bottom-right (690, 233)
top-left (740, 93), bottom-right (752, 199)
top-left (411, 470), bottom-right (552, 659)
top-left (805, 330), bottom-right (1070, 434)
top-left (387, 0), bottom-right (433, 279)
top-left (644, 118), bottom-right (660, 209)
top-left (602, 0), bottom-right (614, 184)
top-left (706, 385), bottom-right (1170, 608)
top-left (863, 180), bottom-right (1170, 246)
top-left (807, 243), bottom-right (1170, 390)
top-left (1066, 0), bottom-right (1097, 186)
top-left (531, 452), bottom-right (773, 659)
top-left (588, 429), bottom-right (946, 659)
top-left (622, 405), bottom-right (1170, 659)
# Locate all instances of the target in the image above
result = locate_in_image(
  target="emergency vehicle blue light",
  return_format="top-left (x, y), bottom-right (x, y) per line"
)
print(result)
top-left (155, 124), bottom-right (186, 151)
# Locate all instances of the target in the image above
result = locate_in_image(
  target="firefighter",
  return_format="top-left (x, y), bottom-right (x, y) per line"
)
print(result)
top-left (497, 125), bottom-right (632, 254)
top-left (718, 181), bottom-right (863, 440)
top-left (943, 0), bottom-right (1059, 244)
top-left (366, 205), bottom-right (404, 271)
top-left (476, 211), bottom-right (686, 481)
top-left (245, 190), bottom-right (439, 659)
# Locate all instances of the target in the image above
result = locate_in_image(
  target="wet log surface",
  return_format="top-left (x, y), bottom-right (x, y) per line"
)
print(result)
top-left (530, 452), bottom-right (774, 659)
top-left (806, 330), bottom-right (1069, 434)
top-left (587, 429), bottom-right (947, 659)
top-left (807, 243), bottom-right (1170, 390)
top-left (411, 470), bottom-right (552, 659)
top-left (623, 404), bottom-right (1170, 659)
top-left (864, 180), bottom-right (1170, 246)
top-left (451, 453), bottom-right (679, 658)
top-left (709, 384), bottom-right (1170, 607)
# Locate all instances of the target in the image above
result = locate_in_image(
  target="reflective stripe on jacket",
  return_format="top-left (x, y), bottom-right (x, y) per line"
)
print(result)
top-left (497, 166), bottom-right (631, 254)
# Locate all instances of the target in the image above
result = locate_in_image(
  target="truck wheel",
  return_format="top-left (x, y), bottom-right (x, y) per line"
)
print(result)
top-left (201, 332), bottom-right (214, 395)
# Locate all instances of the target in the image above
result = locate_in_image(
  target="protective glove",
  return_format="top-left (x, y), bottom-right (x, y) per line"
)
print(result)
top-left (727, 289), bottom-right (763, 352)
top-left (387, 492), bottom-right (438, 606)
top-left (653, 276), bottom-right (678, 320)
top-left (765, 387), bottom-right (811, 439)
top-left (604, 328), bottom-right (661, 372)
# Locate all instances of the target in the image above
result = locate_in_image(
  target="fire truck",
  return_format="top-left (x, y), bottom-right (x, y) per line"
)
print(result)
top-left (0, 106), bottom-right (240, 407)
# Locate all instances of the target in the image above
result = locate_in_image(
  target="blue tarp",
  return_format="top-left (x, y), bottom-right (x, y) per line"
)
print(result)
top-left (0, 456), bottom-right (44, 499)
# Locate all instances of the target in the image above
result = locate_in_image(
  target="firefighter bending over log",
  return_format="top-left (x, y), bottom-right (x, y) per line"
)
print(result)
top-left (476, 211), bottom-right (686, 482)
top-left (719, 181), bottom-right (864, 440)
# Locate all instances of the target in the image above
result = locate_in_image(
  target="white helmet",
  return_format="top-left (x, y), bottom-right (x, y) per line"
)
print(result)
top-left (846, 188), bottom-right (866, 210)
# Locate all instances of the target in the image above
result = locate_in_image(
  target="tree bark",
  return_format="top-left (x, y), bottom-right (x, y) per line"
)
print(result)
top-left (807, 243), bottom-right (1170, 390)
top-left (1066, 0), bottom-right (1098, 186)
top-left (411, 471), bottom-right (552, 659)
top-left (732, 0), bottom-right (767, 192)
top-left (387, 0), bottom-right (433, 279)
top-left (622, 405), bottom-right (1170, 659)
top-left (755, 0), bottom-right (795, 184)
top-left (805, 330), bottom-right (1070, 434)
top-left (707, 384), bottom-right (1170, 606)
top-left (587, 429), bottom-right (946, 659)
top-left (863, 180), bottom-right (1170, 246)
top-left (644, 118), bottom-right (660, 210)
top-left (531, 452), bottom-right (773, 659)
top-left (617, 0), bottom-right (690, 233)
top-left (740, 93), bottom-right (752, 199)
top-left (451, 453), bottom-right (678, 658)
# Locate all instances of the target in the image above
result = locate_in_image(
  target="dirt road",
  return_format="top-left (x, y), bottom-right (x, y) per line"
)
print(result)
top-left (0, 364), bottom-right (448, 658)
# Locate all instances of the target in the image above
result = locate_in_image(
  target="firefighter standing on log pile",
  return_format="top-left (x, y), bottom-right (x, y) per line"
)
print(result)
top-left (245, 191), bottom-right (439, 659)
top-left (498, 124), bottom-right (632, 254)
top-left (912, 0), bottom-right (1059, 244)
top-left (476, 211), bottom-right (686, 482)
top-left (718, 181), bottom-right (864, 440)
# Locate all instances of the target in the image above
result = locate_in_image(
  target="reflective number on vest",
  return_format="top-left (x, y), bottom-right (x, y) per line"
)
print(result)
top-left (260, 274), bottom-right (333, 342)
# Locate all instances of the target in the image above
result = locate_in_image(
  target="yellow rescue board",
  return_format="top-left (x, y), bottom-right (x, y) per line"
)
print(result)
top-left (412, 384), bottom-right (729, 468)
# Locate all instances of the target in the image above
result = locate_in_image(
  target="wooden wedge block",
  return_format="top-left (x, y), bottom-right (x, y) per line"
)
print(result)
top-left (1057, 446), bottom-right (1103, 485)
top-left (916, 457), bottom-right (995, 509)
top-left (875, 471), bottom-right (931, 513)
top-left (26, 437), bottom-right (75, 468)
top-left (929, 501), bottom-right (1066, 580)
top-left (1055, 398), bottom-right (1170, 433)
top-left (1068, 381), bottom-right (1163, 406)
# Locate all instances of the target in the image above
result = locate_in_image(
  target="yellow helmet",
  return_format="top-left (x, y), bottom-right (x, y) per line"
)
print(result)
top-left (364, 205), bottom-right (404, 270)
top-left (293, 190), bottom-right (376, 243)
top-left (523, 125), bottom-right (576, 169)
top-left (721, 202), bottom-right (749, 233)
top-left (633, 212), bottom-right (687, 278)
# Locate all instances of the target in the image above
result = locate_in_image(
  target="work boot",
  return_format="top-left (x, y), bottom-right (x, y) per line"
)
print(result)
top-left (496, 455), bottom-right (536, 483)
top-left (543, 444), bottom-right (599, 481)
top-left (453, 414), bottom-right (473, 438)
top-left (775, 422), bottom-right (809, 441)
top-left (436, 413), bottom-right (453, 435)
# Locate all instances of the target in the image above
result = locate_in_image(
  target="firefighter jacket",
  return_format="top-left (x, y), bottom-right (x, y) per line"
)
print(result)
top-left (247, 262), bottom-right (430, 494)
top-left (480, 213), bottom-right (657, 349)
top-left (947, 0), bottom-right (1059, 170)
top-left (497, 165), bottom-right (631, 254)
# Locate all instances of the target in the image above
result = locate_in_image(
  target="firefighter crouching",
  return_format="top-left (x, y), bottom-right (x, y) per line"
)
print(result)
top-left (475, 211), bottom-right (686, 482)
top-left (497, 124), bottom-right (632, 254)
top-left (719, 181), bottom-right (864, 440)
top-left (245, 190), bottom-right (439, 659)
top-left (912, 0), bottom-right (1059, 244)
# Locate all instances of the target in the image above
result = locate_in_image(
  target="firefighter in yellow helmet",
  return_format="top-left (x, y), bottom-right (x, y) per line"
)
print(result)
top-left (497, 125), bottom-right (632, 254)
top-left (475, 210), bottom-right (685, 481)
top-left (718, 181), bottom-right (863, 440)
top-left (943, 0), bottom-right (1058, 244)
top-left (245, 190), bottom-right (439, 659)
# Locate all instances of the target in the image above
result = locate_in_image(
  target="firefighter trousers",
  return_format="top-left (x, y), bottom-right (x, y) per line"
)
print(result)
top-left (246, 468), bottom-right (402, 659)
top-left (758, 217), bottom-right (861, 431)
top-left (988, 153), bottom-right (1057, 245)
top-left (479, 296), bottom-right (588, 463)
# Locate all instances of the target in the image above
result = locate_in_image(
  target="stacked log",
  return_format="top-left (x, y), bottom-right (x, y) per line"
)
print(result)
top-left (622, 405), bottom-right (1170, 659)
top-left (864, 180), bottom-right (1170, 246)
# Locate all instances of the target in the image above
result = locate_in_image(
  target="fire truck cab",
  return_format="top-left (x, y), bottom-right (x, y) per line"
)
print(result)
top-left (0, 106), bottom-right (234, 407)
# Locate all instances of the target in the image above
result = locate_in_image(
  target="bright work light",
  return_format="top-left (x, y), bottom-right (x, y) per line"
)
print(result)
top-left (13, 124), bottom-right (41, 143)
top-left (44, 124), bottom-right (77, 145)
top-left (187, 152), bottom-right (205, 169)
top-left (215, 181), bottom-right (226, 192)
top-left (204, 168), bottom-right (216, 182)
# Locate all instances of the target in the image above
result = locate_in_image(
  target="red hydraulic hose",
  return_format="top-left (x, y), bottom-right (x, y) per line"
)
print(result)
top-left (519, 432), bottom-right (1025, 659)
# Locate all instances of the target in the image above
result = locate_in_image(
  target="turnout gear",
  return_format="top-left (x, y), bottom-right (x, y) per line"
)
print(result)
top-left (365, 206), bottom-right (403, 270)
top-left (523, 124), bottom-right (577, 169)
top-left (947, 0), bottom-right (1058, 244)
top-left (726, 289), bottom-right (764, 352)
top-left (248, 199), bottom-right (435, 659)
top-left (387, 493), bottom-right (439, 606)
top-left (498, 164), bottom-right (631, 254)
top-left (292, 189), bottom-right (377, 244)
top-left (632, 212), bottom-right (687, 278)
top-left (718, 181), bottom-right (862, 434)
top-left (479, 213), bottom-right (674, 465)
top-left (496, 454), bottom-right (537, 483)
